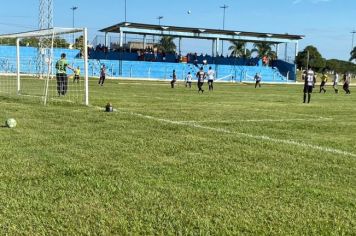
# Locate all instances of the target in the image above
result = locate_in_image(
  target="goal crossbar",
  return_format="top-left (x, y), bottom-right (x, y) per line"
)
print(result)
top-left (0, 27), bottom-right (85, 39)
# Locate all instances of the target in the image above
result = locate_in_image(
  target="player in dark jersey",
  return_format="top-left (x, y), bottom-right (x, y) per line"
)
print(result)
top-left (303, 67), bottom-right (316, 103)
top-left (196, 67), bottom-right (206, 93)
top-left (55, 53), bottom-right (74, 96)
top-left (98, 64), bottom-right (106, 86)
top-left (170, 70), bottom-right (177, 88)
top-left (254, 73), bottom-right (262, 88)
top-left (342, 72), bottom-right (351, 94)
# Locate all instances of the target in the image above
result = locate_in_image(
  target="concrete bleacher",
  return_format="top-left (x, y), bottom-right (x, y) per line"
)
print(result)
top-left (0, 45), bottom-right (294, 83)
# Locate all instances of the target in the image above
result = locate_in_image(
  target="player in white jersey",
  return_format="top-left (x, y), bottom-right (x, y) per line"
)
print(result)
top-left (333, 71), bottom-right (339, 94)
top-left (207, 66), bottom-right (215, 91)
top-left (185, 72), bottom-right (193, 88)
top-left (196, 67), bottom-right (206, 93)
top-left (303, 67), bottom-right (316, 103)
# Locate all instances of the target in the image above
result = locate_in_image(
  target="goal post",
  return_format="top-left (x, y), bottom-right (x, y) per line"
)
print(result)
top-left (0, 27), bottom-right (89, 106)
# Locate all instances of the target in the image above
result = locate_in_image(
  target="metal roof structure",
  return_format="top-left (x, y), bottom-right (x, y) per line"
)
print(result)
top-left (100, 22), bottom-right (304, 44)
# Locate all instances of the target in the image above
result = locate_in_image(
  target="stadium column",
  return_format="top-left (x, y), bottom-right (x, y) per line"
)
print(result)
top-left (119, 30), bottom-right (123, 48)
top-left (104, 32), bottom-right (108, 49)
top-left (143, 35), bottom-right (146, 50)
top-left (284, 43), bottom-right (288, 61)
top-left (178, 37), bottom-right (181, 55)
top-left (216, 38), bottom-right (220, 57)
top-left (212, 39), bottom-right (216, 57)
top-left (276, 44), bottom-right (279, 58)
top-left (294, 41), bottom-right (299, 58)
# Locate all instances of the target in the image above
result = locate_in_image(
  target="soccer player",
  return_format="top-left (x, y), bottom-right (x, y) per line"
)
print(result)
top-left (98, 64), bottom-right (106, 86)
top-left (342, 72), bottom-right (351, 94)
top-left (196, 67), bottom-right (206, 93)
top-left (55, 53), bottom-right (74, 96)
top-left (254, 72), bottom-right (262, 88)
top-left (319, 71), bottom-right (328, 93)
top-left (207, 66), bottom-right (215, 91)
top-left (303, 67), bottom-right (316, 103)
top-left (185, 72), bottom-right (193, 88)
top-left (170, 70), bottom-right (177, 88)
top-left (333, 71), bottom-right (339, 94)
top-left (73, 66), bottom-right (80, 83)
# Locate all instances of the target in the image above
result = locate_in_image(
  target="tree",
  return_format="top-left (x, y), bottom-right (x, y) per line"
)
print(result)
top-left (228, 41), bottom-right (250, 57)
top-left (73, 35), bottom-right (84, 50)
top-left (296, 45), bottom-right (325, 71)
top-left (350, 46), bottom-right (356, 62)
top-left (156, 36), bottom-right (176, 53)
top-left (253, 41), bottom-right (277, 60)
top-left (0, 38), bottom-right (17, 45)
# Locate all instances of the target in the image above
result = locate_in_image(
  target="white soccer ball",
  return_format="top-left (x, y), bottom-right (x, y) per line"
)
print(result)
top-left (5, 118), bottom-right (17, 128)
top-left (187, 10), bottom-right (191, 14)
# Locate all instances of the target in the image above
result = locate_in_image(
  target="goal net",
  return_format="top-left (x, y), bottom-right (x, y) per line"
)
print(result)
top-left (0, 27), bottom-right (89, 105)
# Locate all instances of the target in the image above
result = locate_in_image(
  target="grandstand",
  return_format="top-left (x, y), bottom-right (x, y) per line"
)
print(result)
top-left (95, 22), bottom-right (303, 82)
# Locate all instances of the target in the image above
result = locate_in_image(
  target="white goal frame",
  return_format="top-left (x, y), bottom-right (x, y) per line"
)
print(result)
top-left (0, 27), bottom-right (89, 106)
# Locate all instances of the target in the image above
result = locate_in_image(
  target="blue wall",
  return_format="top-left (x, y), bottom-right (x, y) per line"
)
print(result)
top-left (0, 46), bottom-right (294, 83)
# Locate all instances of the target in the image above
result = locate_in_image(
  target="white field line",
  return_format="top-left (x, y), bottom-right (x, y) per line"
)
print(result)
top-left (106, 108), bottom-right (355, 158)
top-left (179, 117), bottom-right (333, 123)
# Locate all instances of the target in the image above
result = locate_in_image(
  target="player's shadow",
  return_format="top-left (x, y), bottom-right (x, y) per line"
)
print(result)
top-left (0, 125), bottom-right (8, 128)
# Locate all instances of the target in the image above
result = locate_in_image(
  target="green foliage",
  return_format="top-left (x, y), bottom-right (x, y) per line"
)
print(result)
top-left (253, 42), bottom-right (277, 60)
top-left (350, 46), bottom-right (356, 62)
top-left (228, 41), bottom-right (250, 58)
top-left (296, 45), bottom-right (326, 71)
top-left (0, 37), bottom-right (69, 48)
top-left (73, 35), bottom-right (84, 50)
top-left (326, 59), bottom-right (356, 74)
top-left (0, 79), bottom-right (356, 235)
top-left (156, 36), bottom-right (176, 53)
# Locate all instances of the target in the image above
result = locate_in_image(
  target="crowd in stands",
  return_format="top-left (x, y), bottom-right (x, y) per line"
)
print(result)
top-left (88, 44), bottom-right (276, 67)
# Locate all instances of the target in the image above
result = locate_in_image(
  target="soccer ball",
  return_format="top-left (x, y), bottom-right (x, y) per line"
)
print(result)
top-left (5, 118), bottom-right (17, 128)
top-left (187, 10), bottom-right (191, 14)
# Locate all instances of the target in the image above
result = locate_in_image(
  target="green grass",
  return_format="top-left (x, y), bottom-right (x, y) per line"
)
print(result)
top-left (0, 79), bottom-right (355, 235)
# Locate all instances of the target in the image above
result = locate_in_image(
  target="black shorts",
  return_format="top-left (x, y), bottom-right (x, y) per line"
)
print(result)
top-left (208, 80), bottom-right (214, 83)
top-left (320, 81), bottom-right (326, 86)
top-left (304, 85), bottom-right (313, 93)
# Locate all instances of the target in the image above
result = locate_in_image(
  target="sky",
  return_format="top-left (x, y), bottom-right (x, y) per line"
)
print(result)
top-left (0, 0), bottom-right (355, 61)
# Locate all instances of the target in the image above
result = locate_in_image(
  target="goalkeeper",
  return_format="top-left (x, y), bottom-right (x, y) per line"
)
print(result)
top-left (55, 53), bottom-right (74, 96)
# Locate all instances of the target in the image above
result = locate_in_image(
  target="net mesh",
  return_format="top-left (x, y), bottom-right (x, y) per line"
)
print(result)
top-left (0, 28), bottom-right (88, 105)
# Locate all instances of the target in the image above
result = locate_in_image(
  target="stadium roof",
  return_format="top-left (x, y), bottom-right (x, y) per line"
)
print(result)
top-left (100, 22), bottom-right (304, 44)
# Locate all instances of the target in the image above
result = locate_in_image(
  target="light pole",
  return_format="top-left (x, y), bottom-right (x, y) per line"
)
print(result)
top-left (124, 0), bottom-right (127, 22)
top-left (351, 30), bottom-right (356, 50)
top-left (220, 4), bottom-right (228, 56)
top-left (70, 6), bottom-right (78, 45)
top-left (157, 16), bottom-right (163, 26)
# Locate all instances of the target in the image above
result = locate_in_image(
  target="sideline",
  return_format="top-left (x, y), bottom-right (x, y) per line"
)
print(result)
top-left (93, 105), bottom-right (356, 158)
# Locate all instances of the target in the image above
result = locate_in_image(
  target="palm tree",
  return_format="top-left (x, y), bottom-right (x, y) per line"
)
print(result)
top-left (350, 47), bottom-right (356, 62)
top-left (156, 36), bottom-right (176, 53)
top-left (253, 42), bottom-right (277, 60)
top-left (228, 41), bottom-right (246, 57)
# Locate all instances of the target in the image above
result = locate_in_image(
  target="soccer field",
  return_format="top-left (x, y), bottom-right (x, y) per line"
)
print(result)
top-left (0, 79), bottom-right (355, 235)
